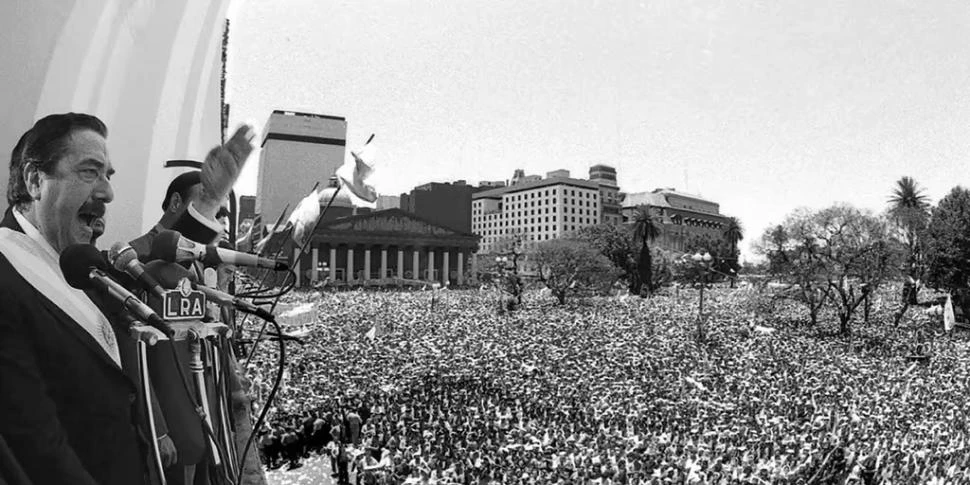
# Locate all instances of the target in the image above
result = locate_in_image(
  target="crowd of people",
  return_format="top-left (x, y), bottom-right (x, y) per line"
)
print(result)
top-left (248, 286), bottom-right (968, 484)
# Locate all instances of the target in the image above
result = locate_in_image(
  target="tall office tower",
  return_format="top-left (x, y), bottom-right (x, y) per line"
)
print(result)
top-left (589, 164), bottom-right (622, 226)
top-left (255, 110), bottom-right (347, 228)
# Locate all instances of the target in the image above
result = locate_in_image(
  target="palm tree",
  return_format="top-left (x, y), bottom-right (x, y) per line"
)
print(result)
top-left (722, 216), bottom-right (743, 287)
top-left (888, 176), bottom-right (930, 304)
top-left (633, 205), bottom-right (661, 295)
top-left (888, 176), bottom-right (930, 213)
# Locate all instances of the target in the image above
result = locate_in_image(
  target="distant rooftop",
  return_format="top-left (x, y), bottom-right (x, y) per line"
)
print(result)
top-left (624, 192), bottom-right (671, 208)
top-left (473, 177), bottom-right (599, 199)
top-left (271, 109), bottom-right (346, 121)
top-left (651, 188), bottom-right (717, 204)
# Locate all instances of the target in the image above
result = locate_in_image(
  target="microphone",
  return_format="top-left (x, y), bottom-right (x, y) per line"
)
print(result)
top-left (147, 261), bottom-right (277, 323)
top-left (195, 284), bottom-right (277, 323)
top-left (107, 242), bottom-right (166, 298)
top-left (150, 229), bottom-right (288, 270)
top-left (60, 244), bottom-right (174, 338)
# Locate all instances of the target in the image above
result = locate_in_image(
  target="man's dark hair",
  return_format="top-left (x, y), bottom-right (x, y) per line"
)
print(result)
top-left (161, 170), bottom-right (202, 211)
top-left (8, 113), bottom-right (108, 209)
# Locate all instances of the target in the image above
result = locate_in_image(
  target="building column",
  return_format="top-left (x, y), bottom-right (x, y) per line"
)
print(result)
top-left (311, 247), bottom-right (319, 283)
top-left (412, 249), bottom-right (420, 280)
top-left (471, 253), bottom-right (478, 282)
top-left (397, 248), bottom-right (404, 280)
top-left (364, 246), bottom-right (372, 281)
top-left (347, 247), bottom-right (355, 282)
top-left (380, 246), bottom-right (388, 280)
top-left (442, 248), bottom-right (450, 285)
top-left (293, 248), bottom-right (301, 287)
top-left (457, 251), bottom-right (464, 285)
top-left (428, 248), bottom-right (436, 282)
top-left (329, 247), bottom-right (337, 282)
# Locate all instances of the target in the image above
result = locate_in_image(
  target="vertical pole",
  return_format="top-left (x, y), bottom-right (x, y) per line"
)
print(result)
top-left (347, 247), bottom-right (355, 282)
top-left (139, 340), bottom-right (167, 485)
top-left (380, 247), bottom-right (388, 281)
top-left (311, 247), bottom-right (319, 283)
top-left (329, 247), bottom-right (337, 282)
top-left (189, 334), bottom-right (221, 466)
top-left (211, 342), bottom-right (239, 474)
top-left (412, 249), bottom-right (420, 280)
top-left (442, 249), bottom-right (450, 285)
top-left (457, 251), bottom-right (465, 285)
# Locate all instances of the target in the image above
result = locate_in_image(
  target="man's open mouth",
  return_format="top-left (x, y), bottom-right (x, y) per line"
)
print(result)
top-left (78, 214), bottom-right (105, 233)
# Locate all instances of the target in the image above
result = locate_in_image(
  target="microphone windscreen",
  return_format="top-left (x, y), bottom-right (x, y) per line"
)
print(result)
top-left (143, 260), bottom-right (198, 290)
top-left (108, 241), bottom-right (126, 264)
top-left (149, 230), bottom-right (181, 263)
top-left (60, 244), bottom-right (108, 290)
top-left (110, 244), bottom-right (139, 272)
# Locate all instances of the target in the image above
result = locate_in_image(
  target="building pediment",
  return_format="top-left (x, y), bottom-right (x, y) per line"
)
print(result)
top-left (319, 209), bottom-right (474, 239)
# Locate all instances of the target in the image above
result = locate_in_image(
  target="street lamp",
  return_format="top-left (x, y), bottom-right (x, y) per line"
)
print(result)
top-left (494, 249), bottom-right (523, 309)
top-left (682, 251), bottom-right (714, 341)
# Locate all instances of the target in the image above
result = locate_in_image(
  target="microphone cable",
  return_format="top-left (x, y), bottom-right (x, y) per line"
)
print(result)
top-left (166, 337), bottom-right (237, 485)
top-left (242, 268), bottom-right (296, 370)
top-left (235, 314), bottom-right (286, 485)
top-left (234, 274), bottom-right (297, 300)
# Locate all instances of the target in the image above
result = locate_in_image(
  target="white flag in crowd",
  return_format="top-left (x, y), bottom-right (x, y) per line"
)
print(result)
top-left (337, 134), bottom-right (379, 205)
top-left (944, 294), bottom-right (955, 333)
top-left (288, 188), bottom-right (321, 247)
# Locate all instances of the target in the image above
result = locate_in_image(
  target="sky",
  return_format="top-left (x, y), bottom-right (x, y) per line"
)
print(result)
top-left (226, 0), bottom-right (970, 261)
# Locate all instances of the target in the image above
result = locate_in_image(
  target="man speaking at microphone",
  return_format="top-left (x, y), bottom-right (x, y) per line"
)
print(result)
top-left (0, 112), bottom-right (254, 485)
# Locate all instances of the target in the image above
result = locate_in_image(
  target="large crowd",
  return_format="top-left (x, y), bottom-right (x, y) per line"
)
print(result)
top-left (246, 285), bottom-right (970, 484)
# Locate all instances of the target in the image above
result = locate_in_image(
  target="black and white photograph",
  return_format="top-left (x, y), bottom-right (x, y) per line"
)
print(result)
top-left (1, 1), bottom-right (969, 484)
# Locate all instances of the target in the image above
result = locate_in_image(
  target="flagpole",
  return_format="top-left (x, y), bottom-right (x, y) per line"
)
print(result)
top-left (238, 184), bottom-right (318, 367)
top-left (291, 182), bottom-right (343, 272)
top-left (243, 183), bottom-right (342, 370)
top-left (242, 131), bottom-right (375, 363)
top-left (254, 201), bottom-right (294, 256)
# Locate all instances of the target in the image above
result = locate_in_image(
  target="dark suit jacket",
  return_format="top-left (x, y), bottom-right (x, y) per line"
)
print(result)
top-left (0, 208), bottom-right (146, 485)
top-left (0, 434), bottom-right (31, 485)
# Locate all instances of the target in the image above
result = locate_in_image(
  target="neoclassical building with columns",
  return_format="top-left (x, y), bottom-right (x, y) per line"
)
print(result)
top-left (290, 208), bottom-right (480, 287)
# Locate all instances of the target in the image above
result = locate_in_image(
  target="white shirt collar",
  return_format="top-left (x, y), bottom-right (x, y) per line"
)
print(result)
top-left (12, 208), bottom-right (61, 264)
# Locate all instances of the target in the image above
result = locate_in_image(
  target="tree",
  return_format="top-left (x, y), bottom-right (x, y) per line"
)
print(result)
top-left (887, 176), bottom-right (931, 304)
top-left (632, 205), bottom-right (661, 295)
top-left (531, 239), bottom-right (617, 304)
top-left (888, 176), bottom-right (931, 212)
top-left (924, 187), bottom-right (970, 316)
top-left (757, 205), bottom-right (900, 333)
top-left (482, 234), bottom-right (528, 310)
top-left (756, 218), bottom-right (832, 327)
top-left (723, 216), bottom-right (744, 286)
top-left (573, 223), bottom-right (638, 288)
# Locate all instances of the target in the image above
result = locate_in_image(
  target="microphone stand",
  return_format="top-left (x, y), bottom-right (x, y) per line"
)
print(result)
top-left (130, 322), bottom-right (171, 485)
